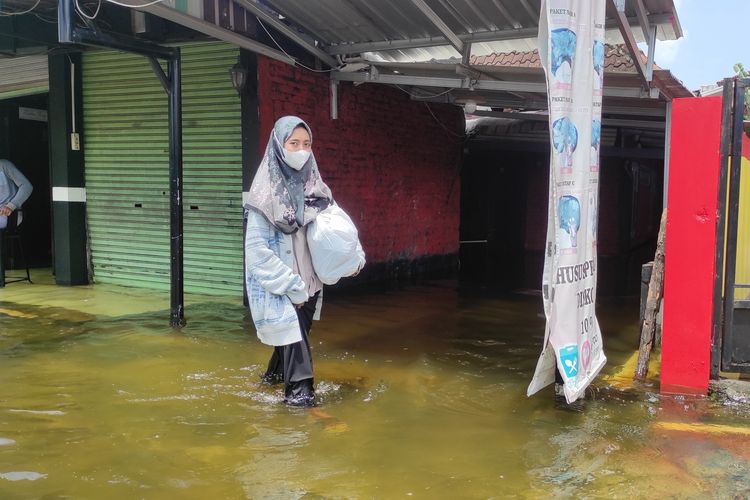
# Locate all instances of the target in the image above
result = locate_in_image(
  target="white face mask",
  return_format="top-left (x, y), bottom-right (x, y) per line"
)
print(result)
top-left (282, 149), bottom-right (311, 171)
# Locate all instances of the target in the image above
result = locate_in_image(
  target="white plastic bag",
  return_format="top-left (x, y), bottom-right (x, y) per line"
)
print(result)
top-left (308, 204), bottom-right (365, 285)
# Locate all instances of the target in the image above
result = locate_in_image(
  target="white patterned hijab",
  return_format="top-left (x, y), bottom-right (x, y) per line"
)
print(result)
top-left (246, 116), bottom-right (333, 234)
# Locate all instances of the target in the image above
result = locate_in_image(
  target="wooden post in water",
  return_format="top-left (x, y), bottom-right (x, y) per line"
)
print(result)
top-left (636, 209), bottom-right (667, 380)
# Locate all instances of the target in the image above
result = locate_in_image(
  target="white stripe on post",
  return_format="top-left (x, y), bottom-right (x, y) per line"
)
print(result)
top-left (52, 187), bottom-right (86, 203)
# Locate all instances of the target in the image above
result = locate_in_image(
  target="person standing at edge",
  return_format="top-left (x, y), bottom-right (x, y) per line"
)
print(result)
top-left (0, 159), bottom-right (33, 287)
top-left (244, 116), bottom-right (333, 407)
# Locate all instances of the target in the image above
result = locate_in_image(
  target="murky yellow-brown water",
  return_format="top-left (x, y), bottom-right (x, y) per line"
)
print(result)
top-left (1, 276), bottom-right (750, 498)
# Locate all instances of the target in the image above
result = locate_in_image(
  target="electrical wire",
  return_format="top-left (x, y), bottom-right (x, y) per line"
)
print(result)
top-left (257, 17), bottom-right (341, 74)
top-left (103, 0), bottom-right (165, 7)
top-left (263, 22), bottom-right (463, 139)
top-left (76, 0), bottom-right (102, 20)
top-left (394, 84), bottom-right (454, 99)
top-left (260, 17), bottom-right (464, 141)
top-left (424, 102), bottom-right (466, 139)
top-left (33, 12), bottom-right (58, 23)
top-left (0, 0), bottom-right (41, 16)
top-left (259, 13), bottom-right (464, 142)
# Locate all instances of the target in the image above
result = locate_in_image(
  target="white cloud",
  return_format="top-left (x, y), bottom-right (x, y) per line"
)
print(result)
top-left (637, 30), bottom-right (687, 68)
top-left (654, 36), bottom-right (685, 67)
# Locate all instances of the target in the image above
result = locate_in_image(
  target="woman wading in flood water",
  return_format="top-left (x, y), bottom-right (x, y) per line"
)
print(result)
top-left (244, 116), bottom-right (333, 407)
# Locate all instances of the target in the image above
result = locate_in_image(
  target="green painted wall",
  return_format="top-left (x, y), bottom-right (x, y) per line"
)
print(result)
top-left (82, 42), bottom-right (244, 295)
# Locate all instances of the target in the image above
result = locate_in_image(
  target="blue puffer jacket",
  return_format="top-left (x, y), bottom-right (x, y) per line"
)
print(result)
top-left (244, 208), bottom-right (321, 346)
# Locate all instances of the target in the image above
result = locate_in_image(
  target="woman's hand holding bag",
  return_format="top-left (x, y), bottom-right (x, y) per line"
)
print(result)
top-left (308, 204), bottom-right (365, 285)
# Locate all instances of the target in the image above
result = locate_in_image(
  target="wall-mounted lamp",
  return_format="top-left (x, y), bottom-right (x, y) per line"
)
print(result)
top-left (230, 62), bottom-right (249, 96)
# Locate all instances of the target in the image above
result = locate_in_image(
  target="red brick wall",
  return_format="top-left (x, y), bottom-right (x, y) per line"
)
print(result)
top-left (257, 57), bottom-right (464, 263)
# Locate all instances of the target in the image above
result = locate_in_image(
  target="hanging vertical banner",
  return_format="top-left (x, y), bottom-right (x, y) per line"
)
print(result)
top-left (528, 0), bottom-right (607, 403)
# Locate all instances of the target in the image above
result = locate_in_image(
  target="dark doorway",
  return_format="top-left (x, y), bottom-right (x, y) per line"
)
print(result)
top-left (460, 150), bottom-right (533, 291)
top-left (0, 93), bottom-right (53, 269)
top-left (460, 142), bottom-right (664, 297)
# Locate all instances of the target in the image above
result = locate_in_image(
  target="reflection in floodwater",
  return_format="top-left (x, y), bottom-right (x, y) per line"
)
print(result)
top-left (0, 280), bottom-right (749, 497)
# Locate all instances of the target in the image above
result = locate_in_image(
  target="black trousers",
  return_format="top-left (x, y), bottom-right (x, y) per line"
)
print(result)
top-left (265, 292), bottom-right (319, 384)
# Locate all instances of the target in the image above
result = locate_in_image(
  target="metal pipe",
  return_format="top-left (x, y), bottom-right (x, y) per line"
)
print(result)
top-left (330, 80), bottom-right (339, 120)
top-left (333, 70), bottom-right (656, 99)
top-left (168, 53), bottom-right (185, 327)
top-left (58, 0), bottom-right (73, 44)
top-left (148, 56), bottom-right (169, 93)
top-left (646, 24), bottom-right (656, 82)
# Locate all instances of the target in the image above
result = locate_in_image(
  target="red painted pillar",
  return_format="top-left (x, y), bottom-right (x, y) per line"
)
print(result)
top-left (661, 96), bottom-right (723, 394)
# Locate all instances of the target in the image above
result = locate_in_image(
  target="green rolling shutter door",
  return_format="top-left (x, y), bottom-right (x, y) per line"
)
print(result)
top-left (82, 42), bottom-right (243, 296)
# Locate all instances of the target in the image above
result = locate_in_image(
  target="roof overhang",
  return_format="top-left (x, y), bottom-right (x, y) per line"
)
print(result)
top-left (257, 0), bottom-right (682, 59)
top-left (118, 0), bottom-right (686, 117)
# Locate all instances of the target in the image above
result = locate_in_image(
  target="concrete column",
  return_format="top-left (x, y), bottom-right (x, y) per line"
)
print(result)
top-left (48, 52), bottom-right (88, 286)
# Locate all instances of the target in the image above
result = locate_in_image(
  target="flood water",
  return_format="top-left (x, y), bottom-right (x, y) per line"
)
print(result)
top-left (1, 277), bottom-right (750, 498)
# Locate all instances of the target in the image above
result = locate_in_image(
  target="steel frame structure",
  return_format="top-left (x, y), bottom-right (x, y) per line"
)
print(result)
top-left (58, 0), bottom-right (187, 326)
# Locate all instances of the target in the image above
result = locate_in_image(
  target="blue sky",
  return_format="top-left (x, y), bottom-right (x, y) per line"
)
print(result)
top-left (642, 0), bottom-right (750, 91)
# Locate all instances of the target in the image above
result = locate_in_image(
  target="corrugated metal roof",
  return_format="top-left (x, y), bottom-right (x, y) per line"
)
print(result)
top-left (262, 0), bottom-right (682, 62)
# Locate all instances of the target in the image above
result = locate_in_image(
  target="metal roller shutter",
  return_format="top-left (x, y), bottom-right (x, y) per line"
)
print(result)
top-left (82, 41), bottom-right (243, 295)
top-left (0, 54), bottom-right (48, 101)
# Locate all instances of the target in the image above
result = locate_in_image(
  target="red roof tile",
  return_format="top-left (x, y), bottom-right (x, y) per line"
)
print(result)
top-left (469, 44), bottom-right (661, 73)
